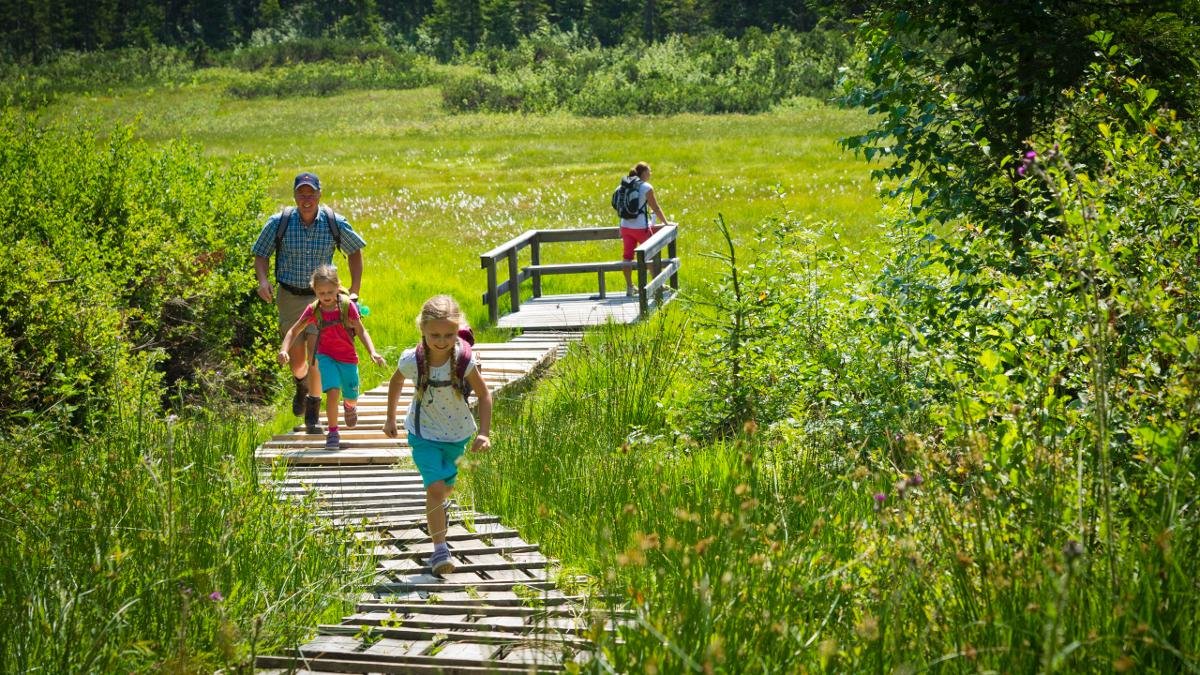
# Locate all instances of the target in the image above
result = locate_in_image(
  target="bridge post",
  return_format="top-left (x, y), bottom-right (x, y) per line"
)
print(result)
top-left (531, 237), bottom-right (542, 298)
top-left (668, 238), bottom-right (679, 290)
top-left (483, 258), bottom-right (499, 324)
top-left (507, 251), bottom-right (520, 313)
top-left (635, 250), bottom-right (649, 318)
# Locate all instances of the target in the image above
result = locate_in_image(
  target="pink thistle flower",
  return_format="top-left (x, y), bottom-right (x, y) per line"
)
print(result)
top-left (209, 591), bottom-right (224, 602)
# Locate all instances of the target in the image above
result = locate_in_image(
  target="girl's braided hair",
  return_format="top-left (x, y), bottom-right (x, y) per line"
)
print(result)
top-left (416, 295), bottom-right (467, 398)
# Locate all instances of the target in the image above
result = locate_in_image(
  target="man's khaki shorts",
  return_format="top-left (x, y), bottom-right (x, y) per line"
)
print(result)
top-left (277, 286), bottom-right (319, 340)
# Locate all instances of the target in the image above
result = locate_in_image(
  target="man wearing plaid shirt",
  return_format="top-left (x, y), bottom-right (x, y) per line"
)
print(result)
top-left (253, 172), bottom-right (367, 432)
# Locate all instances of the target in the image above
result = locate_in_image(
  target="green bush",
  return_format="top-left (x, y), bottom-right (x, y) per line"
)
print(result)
top-left (0, 113), bottom-right (277, 435)
top-left (443, 28), bottom-right (852, 116)
top-left (221, 37), bottom-right (406, 71)
top-left (223, 56), bottom-right (438, 99)
top-left (626, 50), bottom-right (1200, 671)
top-left (0, 46), bottom-right (194, 108)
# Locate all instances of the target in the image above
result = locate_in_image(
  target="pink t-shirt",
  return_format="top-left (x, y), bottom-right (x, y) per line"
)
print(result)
top-left (300, 300), bottom-right (360, 364)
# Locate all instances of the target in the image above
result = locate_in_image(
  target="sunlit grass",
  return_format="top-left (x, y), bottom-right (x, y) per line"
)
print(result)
top-left (44, 83), bottom-right (880, 393)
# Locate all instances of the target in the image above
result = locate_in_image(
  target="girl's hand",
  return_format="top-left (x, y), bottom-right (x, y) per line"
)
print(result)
top-left (382, 419), bottom-right (398, 438)
top-left (277, 350), bottom-right (290, 365)
top-left (370, 352), bottom-right (386, 366)
top-left (470, 434), bottom-right (491, 453)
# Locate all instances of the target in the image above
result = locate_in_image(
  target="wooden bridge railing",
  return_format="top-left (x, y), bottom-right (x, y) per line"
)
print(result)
top-left (480, 226), bottom-right (680, 324)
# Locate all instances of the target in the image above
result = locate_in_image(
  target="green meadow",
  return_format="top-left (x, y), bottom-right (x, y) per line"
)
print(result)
top-left (44, 79), bottom-right (879, 360)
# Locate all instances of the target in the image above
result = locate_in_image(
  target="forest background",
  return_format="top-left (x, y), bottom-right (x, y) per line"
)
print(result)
top-left (2, 0), bottom-right (1200, 672)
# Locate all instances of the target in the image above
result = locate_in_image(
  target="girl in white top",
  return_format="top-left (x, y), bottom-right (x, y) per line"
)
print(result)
top-left (383, 295), bottom-right (492, 576)
top-left (619, 161), bottom-right (674, 296)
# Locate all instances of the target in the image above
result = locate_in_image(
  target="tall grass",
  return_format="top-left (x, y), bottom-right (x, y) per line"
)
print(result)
top-left (463, 299), bottom-right (1198, 671)
top-left (0, 404), bottom-right (369, 672)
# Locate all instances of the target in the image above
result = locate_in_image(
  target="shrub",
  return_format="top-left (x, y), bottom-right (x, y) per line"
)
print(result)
top-left (0, 46), bottom-right (194, 108)
top-left (220, 37), bottom-right (405, 71)
top-left (224, 56), bottom-right (438, 99)
top-left (444, 28), bottom-right (852, 116)
top-left (648, 46), bottom-right (1200, 672)
top-left (0, 113), bottom-right (277, 435)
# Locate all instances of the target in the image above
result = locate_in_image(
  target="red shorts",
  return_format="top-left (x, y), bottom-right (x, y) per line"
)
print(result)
top-left (621, 225), bottom-right (661, 260)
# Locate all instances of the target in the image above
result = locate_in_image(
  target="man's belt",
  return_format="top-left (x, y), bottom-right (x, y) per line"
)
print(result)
top-left (277, 280), bottom-right (315, 296)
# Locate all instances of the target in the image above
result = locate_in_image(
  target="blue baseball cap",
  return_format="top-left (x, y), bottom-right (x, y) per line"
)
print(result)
top-left (293, 172), bottom-right (321, 191)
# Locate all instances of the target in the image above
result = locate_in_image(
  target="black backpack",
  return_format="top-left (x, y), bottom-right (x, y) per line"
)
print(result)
top-left (274, 204), bottom-right (342, 285)
top-left (612, 176), bottom-right (646, 221)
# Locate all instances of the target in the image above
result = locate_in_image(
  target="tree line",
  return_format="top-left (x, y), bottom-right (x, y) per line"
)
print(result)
top-left (2, 0), bottom-right (855, 62)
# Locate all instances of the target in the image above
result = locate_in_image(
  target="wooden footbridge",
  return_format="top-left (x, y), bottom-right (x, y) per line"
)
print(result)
top-left (481, 226), bottom-right (679, 329)
top-left (254, 227), bottom-right (678, 672)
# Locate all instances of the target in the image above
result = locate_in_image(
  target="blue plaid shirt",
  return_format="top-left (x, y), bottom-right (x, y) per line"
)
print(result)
top-left (251, 207), bottom-right (367, 289)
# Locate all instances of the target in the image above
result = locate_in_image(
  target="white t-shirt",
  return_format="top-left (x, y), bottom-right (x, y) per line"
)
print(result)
top-left (397, 347), bottom-right (479, 442)
top-left (619, 181), bottom-right (654, 229)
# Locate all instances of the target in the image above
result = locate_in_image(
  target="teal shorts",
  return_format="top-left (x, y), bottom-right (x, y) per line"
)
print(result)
top-left (409, 433), bottom-right (469, 488)
top-left (316, 354), bottom-right (360, 400)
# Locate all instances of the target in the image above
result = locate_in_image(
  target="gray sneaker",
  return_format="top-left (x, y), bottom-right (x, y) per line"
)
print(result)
top-left (324, 430), bottom-right (340, 450)
top-left (428, 548), bottom-right (455, 576)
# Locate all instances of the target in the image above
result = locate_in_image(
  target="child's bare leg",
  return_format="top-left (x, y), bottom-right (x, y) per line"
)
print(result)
top-left (426, 481), bottom-right (454, 544)
top-left (325, 388), bottom-right (341, 429)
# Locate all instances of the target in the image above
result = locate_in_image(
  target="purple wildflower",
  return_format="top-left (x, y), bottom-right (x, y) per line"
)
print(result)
top-left (1016, 165), bottom-right (1027, 177)
top-left (873, 492), bottom-right (886, 507)
top-left (209, 591), bottom-right (224, 602)
top-left (1024, 150), bottom-right (1037, 160)
top-left (908, 473), bottom-right (924, 488)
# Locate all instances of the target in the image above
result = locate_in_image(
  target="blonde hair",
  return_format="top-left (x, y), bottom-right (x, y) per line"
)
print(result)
top-left (629, 161), bottom-right (650, 179)
top-left (416, 294), bottom-right (465, 330)
top-left (309, 264), bottom-right (342, 291)
top-left (415, 295), bottom-right (469, 398)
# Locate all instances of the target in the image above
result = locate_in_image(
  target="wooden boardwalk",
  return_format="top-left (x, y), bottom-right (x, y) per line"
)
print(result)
top-left (253, 331), bottom-right (628, 673)
top-left (496, 290), bottom-right (676, 331)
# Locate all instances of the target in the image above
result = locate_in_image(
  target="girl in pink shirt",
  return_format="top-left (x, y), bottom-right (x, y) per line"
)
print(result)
top-left (279, 264), bottom-right (385, 449)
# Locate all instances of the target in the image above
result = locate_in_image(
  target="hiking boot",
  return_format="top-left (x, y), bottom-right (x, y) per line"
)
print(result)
top-left (291, 376), bottom-right (308, 416)
top-left (343, 403), bottom-right (358, 429)
top-left (428, 548), bottom-right (455, 576)
top-left (324, 430), bottom-right (340, 450)
top-left (304, 395), bottom-right (323, 434)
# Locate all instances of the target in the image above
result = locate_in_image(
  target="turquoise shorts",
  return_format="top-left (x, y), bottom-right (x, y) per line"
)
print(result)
top-left (409, 433), bottom-right (469, 488)
top-left (316, 354), bottom-right (360, 400)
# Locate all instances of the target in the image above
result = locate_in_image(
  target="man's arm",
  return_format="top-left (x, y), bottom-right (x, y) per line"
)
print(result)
top-left (347, 250), bottom-right (364, 296)
top-left (254, 255), bottom-right (274, 302)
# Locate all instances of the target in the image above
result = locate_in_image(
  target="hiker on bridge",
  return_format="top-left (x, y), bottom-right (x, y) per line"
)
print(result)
top-left (382, 295), bottom-right (492, 576)
top-left (614, 161), bottom-right (675, 297)
top-left (252, 171), bottom-right (367, 434)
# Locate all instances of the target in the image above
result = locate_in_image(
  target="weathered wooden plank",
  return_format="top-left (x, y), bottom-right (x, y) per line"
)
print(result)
top-left (258, 653), bottom-right (558, 674)
top-left (276, 473), bottom-right (424, 486)
top-left (317, 622), bottom-right (592, 648)
top-left (374, 544), bottom-right (542, 562)
top-left (432, 642), bottom-right (501, 662)
top-left (353, 602), bottom-right (624, 618)
top-left (373, 579), bottom-right (557, 593)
